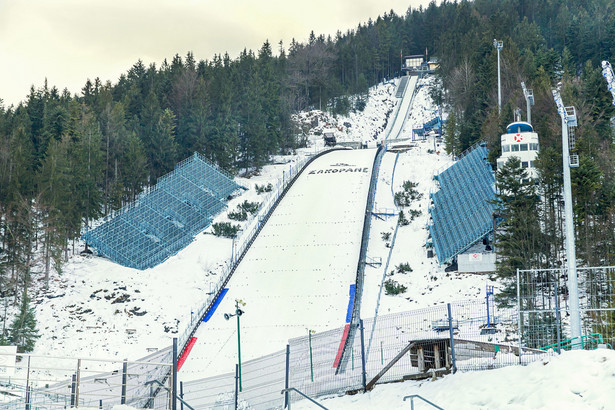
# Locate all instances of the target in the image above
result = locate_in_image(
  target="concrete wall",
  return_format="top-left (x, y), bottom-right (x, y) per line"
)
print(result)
top-left (458, 252), bottom-right (496, 273)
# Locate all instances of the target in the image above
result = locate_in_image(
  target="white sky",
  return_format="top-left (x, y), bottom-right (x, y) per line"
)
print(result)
top-left (0, 0), bottom-right (435, 107)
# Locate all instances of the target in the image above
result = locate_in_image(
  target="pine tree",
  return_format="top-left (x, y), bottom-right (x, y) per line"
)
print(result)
top-left (494, 157), bottom-right (544, 306)
top-left (9, 292), bottom-right (39, 353)
top-left (444, 112), bottom-right (459, 156)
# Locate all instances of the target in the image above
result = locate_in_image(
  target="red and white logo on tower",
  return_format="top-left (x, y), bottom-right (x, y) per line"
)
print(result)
top-left (514, 134), bottom-right (523, 142)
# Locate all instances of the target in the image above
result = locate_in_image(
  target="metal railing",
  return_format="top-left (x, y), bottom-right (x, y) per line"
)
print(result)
top-left (281, 388), bottom-right (328, 410)
top-left (403, 394), bottom-right (444, 410)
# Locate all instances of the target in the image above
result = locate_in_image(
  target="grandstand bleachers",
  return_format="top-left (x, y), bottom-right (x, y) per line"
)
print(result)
top-left (82, 152), bottom-right (242, 270)
top-left (428, 143), bottom-right (496, 264)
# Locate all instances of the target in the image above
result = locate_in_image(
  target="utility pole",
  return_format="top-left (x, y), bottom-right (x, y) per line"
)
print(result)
top-left (552, 89), bottom-right (581, 345)
top-left (521, 82), bottom-right (534, 124)
top-left (493, 39), bottom-right (503, 115)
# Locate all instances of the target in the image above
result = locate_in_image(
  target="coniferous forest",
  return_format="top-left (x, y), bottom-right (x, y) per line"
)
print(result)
top-left (2, 0), bottom-right (615, 348)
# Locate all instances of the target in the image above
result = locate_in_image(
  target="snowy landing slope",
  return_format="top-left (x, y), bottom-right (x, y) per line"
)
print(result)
top-left (180, 148), bottom-right (376, 381)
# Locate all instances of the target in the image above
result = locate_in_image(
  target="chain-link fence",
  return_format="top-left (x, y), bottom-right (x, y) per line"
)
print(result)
top-left (517, 266), bottom-right (615, 352)
top-left (181, 298), bottom-right (545, 409)
top-left (0, 346), bottom-right (173, 409)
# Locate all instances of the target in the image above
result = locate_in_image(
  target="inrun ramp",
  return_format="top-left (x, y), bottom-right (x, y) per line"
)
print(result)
top-left (83, 152), bottom-right (242, 270)
top-left (387, 75), bottom-right (418, 141)
top-left (428, 143), bottom-right (496, 264)
top-left (180, 149), bottom-right (375, 382)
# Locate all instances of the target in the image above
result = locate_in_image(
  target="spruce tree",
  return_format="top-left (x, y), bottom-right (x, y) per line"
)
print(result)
top-left (10, 292), bottom-right (39, 353)
top-left (494, 156), bottom-right (544, 306)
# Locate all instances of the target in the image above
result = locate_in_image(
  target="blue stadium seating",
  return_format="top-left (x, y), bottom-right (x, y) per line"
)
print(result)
top-left (82, 153), bottom-right (242, 270)
top-left (428, 143), bottom-right (496, 264)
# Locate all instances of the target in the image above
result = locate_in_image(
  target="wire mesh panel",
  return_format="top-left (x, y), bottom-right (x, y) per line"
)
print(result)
top-left (240, 350), bottom-right (287, 409)
top-left (0, 347), bottom-right (173, 409)
top-left (82, 152), bottom-right (242, 270)
top-left (288, 326), bottom-right (363, 402)
top-left (182, 371), bottom-right (236, 409)
top-left (518, 266), bottom-right (615, 352)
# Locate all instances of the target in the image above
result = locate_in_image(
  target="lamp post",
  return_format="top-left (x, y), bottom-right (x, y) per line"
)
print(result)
top-left (493, 39), bottom-right (503, 115)
top-left (307, 329), bottom-right (315, 382)
top-left (552, 89), bottom-right (581, 345)
top-left (224, 299), bottom-right (246, 391)
top-left (521, 82), bottom-right (534, 124)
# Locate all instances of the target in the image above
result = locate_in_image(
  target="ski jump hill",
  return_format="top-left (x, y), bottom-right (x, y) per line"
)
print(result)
top-left (180, 148), bottom-right (376, 379)
top-left (180, 76), bottom-right (419, 381)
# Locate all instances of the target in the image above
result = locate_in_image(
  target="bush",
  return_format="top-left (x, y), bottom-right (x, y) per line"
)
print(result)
top-left (381, 231), bottom-right (392, 241)
top-left (402, 180), bottom-right (423, 201)
top-left (408, 209), bottom-right (422, 222)
top-left (396, 262), bottom-right (413, 274)
top-left (398, 210), bottom-right (409, 226)
top-left (239, 200), bottom-right (260, 215)
top-left (228, 209), bottom-right (248, 221)
top-left (255, 183), bottom-right (273, 194)
top-left (384, 279), bottom-right (407, 295)
top-left (394, 191), bottom-right (410, 207)
top-left (395, 180), bottom-right (423, 207)
top-left (212, 222), bottom-right (241, 238)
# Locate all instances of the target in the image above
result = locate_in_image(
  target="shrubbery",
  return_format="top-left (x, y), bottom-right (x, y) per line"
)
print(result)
top-left (255, 183), bottom-right (273, 194)
top-left (384, 279), bottom-right (407, 295)
top-left (212, 222), bottom-right (241, 238)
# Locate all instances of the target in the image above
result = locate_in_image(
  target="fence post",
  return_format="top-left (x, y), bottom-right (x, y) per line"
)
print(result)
top-left (517, 268), bottom-right (523, 364)
top-left (180, 381), bottom-right (184, 410)
top-left (75, 358), bottom-right (82, 406)
top-left (360, 320), bottom-right (367, 393)
top-left (234, 364), bottom-right (239, 410)
top-left (121, 359), bottom-right (128, 404)
top-left (284, 344), bottom-right (290, 408)
top-left (172, 337), bottom-right (178, 410)
top-left (71, 373), bottom-right (77, 407)
top-left (554, 281), bottom-right (561, 354)
top-left (25, 356), bottom-right (31, 410)
top-left (447, 303), bottom-right (457, 373)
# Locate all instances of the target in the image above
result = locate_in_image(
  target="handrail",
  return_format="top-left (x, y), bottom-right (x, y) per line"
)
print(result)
top-left (539, 333), bottom-right (612, 351)
top-left (403, 394), bottom-right (444, 410)
top-left (281, 388), bottom-right (328, 410)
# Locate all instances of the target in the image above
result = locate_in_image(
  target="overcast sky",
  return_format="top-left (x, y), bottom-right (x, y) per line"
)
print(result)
top-left (0, 0), bottom-right (437, 107)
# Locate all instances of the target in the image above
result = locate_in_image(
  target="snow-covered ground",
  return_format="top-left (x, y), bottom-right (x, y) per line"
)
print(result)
top-left (2, 75), bottom-right (611, 409)
top-left (294, 348), bottom-right (615, 410)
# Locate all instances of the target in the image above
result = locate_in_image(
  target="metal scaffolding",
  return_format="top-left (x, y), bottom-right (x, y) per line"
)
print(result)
top-left (428, 143), bottom-right (497, 264)
top-left (83, 152), bottom-right (242, 270)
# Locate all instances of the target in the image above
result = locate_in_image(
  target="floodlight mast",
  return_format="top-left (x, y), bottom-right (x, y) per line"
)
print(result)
top-left (601, 61), bottom-right (615, 106)
top-left (521, 82), bottom-right (534, 124)
top-left (493, 40), bottom-right (503, 115)
top-left (552, 89), bottom-right (582, 346)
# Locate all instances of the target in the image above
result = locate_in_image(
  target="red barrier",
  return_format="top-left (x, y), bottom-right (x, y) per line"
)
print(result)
top-left (332, 324), bottom-right (350, 368)
top-left (177, 337), bottom-right (197, 372)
